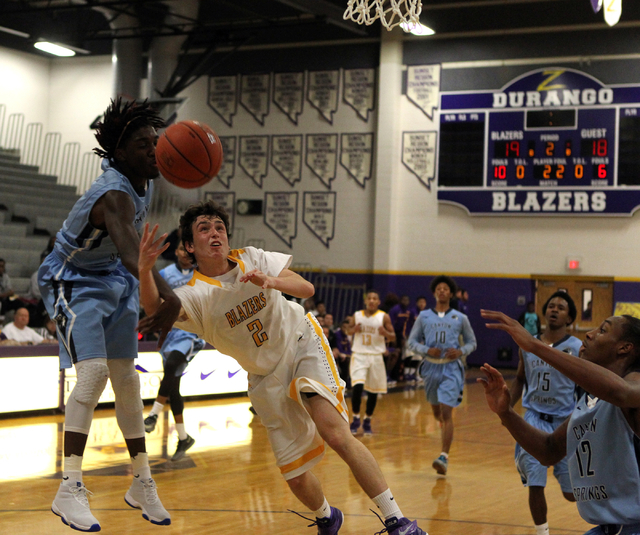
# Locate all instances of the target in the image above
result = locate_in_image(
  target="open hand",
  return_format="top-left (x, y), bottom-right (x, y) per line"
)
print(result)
top-left (239, 269), bottom-right (275, 289)
top-left (481, 309), bottom-right (536, 352)
top-left (477, 363), bottom-right (511, 416)
top-left (139, 223), bottom-right (169, 275)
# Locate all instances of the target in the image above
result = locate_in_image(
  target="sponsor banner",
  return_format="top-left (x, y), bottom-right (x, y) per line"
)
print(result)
top-left (63, 349), bottom-right (248, 405)
top-left (437, 189), bottom-right (640, 215)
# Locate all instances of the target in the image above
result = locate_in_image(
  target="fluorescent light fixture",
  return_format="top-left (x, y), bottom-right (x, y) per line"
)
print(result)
top-left (34, 41), bottom-right (76, 57)
top-left (0, 25), bottom-right (30, 39)
top-left (400, 21), bottom-right (435, 36)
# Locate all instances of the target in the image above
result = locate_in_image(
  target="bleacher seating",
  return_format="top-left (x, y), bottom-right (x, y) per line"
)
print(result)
top-left (0, 149), bottom-right (79, 287)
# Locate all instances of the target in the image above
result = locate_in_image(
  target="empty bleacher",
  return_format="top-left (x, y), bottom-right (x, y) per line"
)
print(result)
top-left (0, 149), bottom-right (79, 294)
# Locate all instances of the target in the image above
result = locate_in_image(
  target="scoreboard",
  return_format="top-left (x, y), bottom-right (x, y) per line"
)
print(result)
top-left (436, 68), bottom-right (640, 215)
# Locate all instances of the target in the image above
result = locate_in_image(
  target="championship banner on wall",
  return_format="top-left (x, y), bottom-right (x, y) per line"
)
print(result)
top-left (402, 131), bottom-right (438, 190)
top-left (302, 192), bottom-right (336, 248)
top-left (208, 75), bottom-right (238, 127)
top-left (273, 72), bottom-right (305, 125)
top-left (217, 136), bottom-right (236, 189)
top-left (436, 67), bottom-right (640, 215)
top-left (306, 134), bottom-right (338, 189)
top-left (343, 68), bottom-right (376, 121)
top-left (204, 191), bottom-right (235, 234)
top-left (406, 64), bottom-right (441, 120)
top-left (239, 135), bottom-right (269, 188)
top-left (264, 192), bottom-right (298, 247)
top-left (271, 135), bottom-right (303, 186)
top-left (340, 133), bottom-right (374, 188)
top-left (307, 70), bottom-right (340, 125)
top-left (240, 74), bottom-right (271, 126)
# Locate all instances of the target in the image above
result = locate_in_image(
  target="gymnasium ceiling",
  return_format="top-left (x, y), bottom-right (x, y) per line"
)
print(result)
top-left (1, 0), bottom-right (640, 60)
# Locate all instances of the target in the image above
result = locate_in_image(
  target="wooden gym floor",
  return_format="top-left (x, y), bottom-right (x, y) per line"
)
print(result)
top-left (0, 368), bottom-right (590, 535)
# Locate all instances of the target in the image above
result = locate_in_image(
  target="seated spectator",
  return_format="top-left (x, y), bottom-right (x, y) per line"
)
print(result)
top-left (33, 314), bottom-right (58, 341)
top-left (315, 300), bottom-right (327, 320)
top-left (0, 258), bottom-right (19, 317)
top-left (160, 228), bottom-right (181, 263)
top-left (18, 260), bottom-right (48, 327)
top-left (0, 307), bottom-right (55, 345)
top-left (302, 297), bottom-right (318, 316)
top-left (323, 313), bottom-right (335, 330)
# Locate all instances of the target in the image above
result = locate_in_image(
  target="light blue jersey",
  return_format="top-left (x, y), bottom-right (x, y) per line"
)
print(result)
top-left (38, 160), bottom-right (152, 368)
top-left (567, 395), bottom-right (640, 526)
top-left (53, 160), bottom-right (152, 272)
top-left (159, 263), bottom-right (205, 372)
top-left (522, 334), bottom-right (582, 418)
top-left (408, 308), bottom-right (477, 407)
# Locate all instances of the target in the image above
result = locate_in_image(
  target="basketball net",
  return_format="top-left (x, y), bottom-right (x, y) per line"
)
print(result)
top-left (343, 0), bottom-right (422, 31)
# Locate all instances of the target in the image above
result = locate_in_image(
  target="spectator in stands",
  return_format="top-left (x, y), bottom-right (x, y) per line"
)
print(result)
top-left (160, 228), bottom-right (180, 263)
top-left (323, 313), bottom-right (337, 351)
top-left (315, 300), bottom-right (327, 320)
top-left (34, 314), bottom-right (58, 341)
top-left (0, 307), bottom-right (55, 345)
top-left (323, 313), bottom-right (335, 330)
top-left (331, 316), bottom-right (354, 388)
top-left (19, 257), bottom-right (48, 327)
top-left (0, 258), bottom-right (15, 315)
top-left (302, 297), bottom-right (318, 316)
top-left (381, 292), bottom-right (399, 313)
top-left (388, 296), bottom-right (416, 381)
top-left (415, 295), bottom-right (428, 314)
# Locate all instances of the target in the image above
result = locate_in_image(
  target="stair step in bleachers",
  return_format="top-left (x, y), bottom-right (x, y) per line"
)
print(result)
top-left (34, 216), bottom-right (66, 236)
top-left (0, 222), bottom-right (28, 238)
top-left (0, 164), bottom-right (57, 182)
top-left (0, 180), bottom-right (79, 201)
top-left (11, 277), bottom-right (31, 295)
top-left (13, 203), bottom-right (70, 224)
top-left (2, 193), bottom-right (76, 216)
top-left (0, 248), bottom-right (42, 277)
top-left (0, 235), bottom-right (49, 251)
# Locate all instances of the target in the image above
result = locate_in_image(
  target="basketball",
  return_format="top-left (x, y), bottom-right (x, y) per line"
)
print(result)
top-left (156, 120), bottom-right (223, 189)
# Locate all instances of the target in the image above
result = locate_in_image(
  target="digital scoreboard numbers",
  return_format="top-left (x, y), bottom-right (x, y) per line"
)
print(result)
top-left (436, 68), bottom-right (640, 215)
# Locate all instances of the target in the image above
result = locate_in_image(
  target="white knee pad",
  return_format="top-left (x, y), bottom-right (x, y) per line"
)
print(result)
top-left (108, 359), bottom-right (144, 414)
top-left (72, 359), bottom-right (109, 407)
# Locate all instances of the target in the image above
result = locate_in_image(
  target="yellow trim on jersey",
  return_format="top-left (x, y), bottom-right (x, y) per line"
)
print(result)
top-left (227, 249), bottom-right (246, 273)
top-left (188, 270), bottom-right (223, 287)
top-left (279, 443), bottom-right (325, 475)
top-left (307, 313), bottom-right (345, 402)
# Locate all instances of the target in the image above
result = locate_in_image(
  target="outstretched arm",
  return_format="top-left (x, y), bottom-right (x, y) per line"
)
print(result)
top-left (509, 350), bottom-right (526, 407)
top-left (239, 268), bottom-right (314, 299)
top-left (482, 309), bottom-right (640, 409)
top-left (479, 363), bottom-right (567, 466)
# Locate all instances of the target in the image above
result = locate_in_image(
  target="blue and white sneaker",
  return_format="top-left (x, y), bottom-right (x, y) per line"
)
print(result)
top-left (52, 481), bottom-right (101, 532)
top-left (432, 454), bottom-right (448, 475)
top-left (125, 477), bottom-right (171, 525)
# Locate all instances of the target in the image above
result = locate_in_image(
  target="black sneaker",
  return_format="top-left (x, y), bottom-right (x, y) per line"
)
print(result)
top-left (171, 435), bottom-right (195, 461)
top-left (144, 414), bottom-right (158, 433)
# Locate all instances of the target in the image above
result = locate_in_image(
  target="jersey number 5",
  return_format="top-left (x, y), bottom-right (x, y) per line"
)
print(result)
top-left (247, 319), bottom-right (268, 347)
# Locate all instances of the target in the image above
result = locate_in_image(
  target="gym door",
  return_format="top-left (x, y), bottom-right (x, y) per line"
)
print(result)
top-left (534, 276), bottom-right (614, 342)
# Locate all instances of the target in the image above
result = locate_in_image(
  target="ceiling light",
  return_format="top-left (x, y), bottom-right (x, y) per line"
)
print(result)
top-left (400, 22), bottom-right (435, 36)
top-left (34, 42), bottom-right (76, 57)
top-left (0, 25), bottom-right (30, 39)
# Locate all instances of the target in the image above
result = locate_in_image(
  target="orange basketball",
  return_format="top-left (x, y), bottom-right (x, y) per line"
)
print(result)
top-left (156, 120), bottom-right (223, 189)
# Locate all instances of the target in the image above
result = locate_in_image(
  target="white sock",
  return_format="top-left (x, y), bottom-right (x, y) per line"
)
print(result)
top-left (149, 401), bottom-right (164, 417)
top-left (176, 423), bottom-right (188, 441)
top-left (313, 497), bottom-right (332, 520)
top-left (62, 454), bottom-right (83, 485)
top-left (372, 489), bottom-right (403, 521)
top-left (535, 522), bottom-right (549, 535)
top-left (131, 452), bottom-right (152, 480)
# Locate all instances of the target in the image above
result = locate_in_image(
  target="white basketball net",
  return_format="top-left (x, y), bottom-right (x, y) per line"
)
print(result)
top-left (343, 0), bottom-right (422, 31)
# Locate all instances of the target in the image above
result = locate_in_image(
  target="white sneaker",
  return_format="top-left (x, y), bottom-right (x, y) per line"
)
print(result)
top-left (124, 477), bottom-right (171, 525)
top-left (51, 481), bottom-right (101, 532)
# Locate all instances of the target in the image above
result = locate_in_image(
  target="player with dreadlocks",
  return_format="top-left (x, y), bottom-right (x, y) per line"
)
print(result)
top-left (38, 98), bottom-right (181, 532)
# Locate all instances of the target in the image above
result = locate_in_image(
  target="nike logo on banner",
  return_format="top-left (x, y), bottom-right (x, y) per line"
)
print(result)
top-left (201, 370), bottom-right (215, 380)
top-left (228, 369), bottom-right (242, 379)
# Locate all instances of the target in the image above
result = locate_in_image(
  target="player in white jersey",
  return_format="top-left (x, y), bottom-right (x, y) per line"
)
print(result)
top-left (349, 290), bottom-right (396, 436)
top-left (480, 310), bottom-right (640, 535)
top-left (137, 201), bottom-right (426, 535)
top-left (509, 291), bottom-right (580, 535)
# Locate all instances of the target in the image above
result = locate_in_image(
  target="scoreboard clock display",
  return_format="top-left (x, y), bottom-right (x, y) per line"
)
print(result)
top-left (436, 68), bottom-right (640, 215)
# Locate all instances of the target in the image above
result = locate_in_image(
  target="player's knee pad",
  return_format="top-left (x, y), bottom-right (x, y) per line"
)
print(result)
top-left (72, 359), bottom-right (109, 407)
top-left (112, 373), bottom-right (144, 414)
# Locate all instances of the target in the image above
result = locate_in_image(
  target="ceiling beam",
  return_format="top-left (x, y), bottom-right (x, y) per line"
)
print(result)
top-left (271, 0), bottom-right (368, 35)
